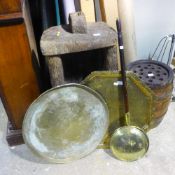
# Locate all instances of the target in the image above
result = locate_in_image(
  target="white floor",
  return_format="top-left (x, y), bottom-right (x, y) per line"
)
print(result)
top-left (1, 100), bottom-right (175, 175)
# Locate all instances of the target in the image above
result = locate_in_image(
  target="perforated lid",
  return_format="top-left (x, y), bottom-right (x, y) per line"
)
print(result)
top-left (128, 60), bottom-right (174, 88)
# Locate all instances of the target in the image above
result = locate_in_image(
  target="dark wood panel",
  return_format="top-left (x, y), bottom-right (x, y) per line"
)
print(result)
top-left (6, 122), bottom-right (23, 146)
top-left (0, 12), bottom-right (23, 26)
top-left (0, 0), bottom-right (22, 15)
top-left (0, 23), bottom-right (40, 129)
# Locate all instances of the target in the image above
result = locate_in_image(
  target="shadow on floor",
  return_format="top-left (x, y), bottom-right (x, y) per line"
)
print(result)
top-left (0, 100), bottom-right (49, 164)
top-left (103, 149), bottom-right (118, 160)
top-left (10, 144), bottom-right (50, 164)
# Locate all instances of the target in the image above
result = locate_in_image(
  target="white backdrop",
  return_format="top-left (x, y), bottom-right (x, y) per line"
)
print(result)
top-left (133, 0), bottom-right (175, 63)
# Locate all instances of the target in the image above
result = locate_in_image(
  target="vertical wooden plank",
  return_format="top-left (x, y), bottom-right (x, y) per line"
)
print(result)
top-left (94, 0), bottom-right (102, 21)
top-left (0, 23), bottom-right (40, 129)
top-left (79, 0), bottom-right (95, 22)
top-left (0, 0), bottom-right (21, 14)
top-left (47, 56), bottom-right (64, 87)
top-left (99, 0), bottom-right (119, 30)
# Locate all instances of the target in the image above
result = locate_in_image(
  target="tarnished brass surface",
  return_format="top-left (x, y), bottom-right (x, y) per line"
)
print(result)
top-left (82, 71), bottom-right (153, 148)
top-left (110, 126), bottom-right (149, 161)
top-left (22, 84), bottom-right (109, 163)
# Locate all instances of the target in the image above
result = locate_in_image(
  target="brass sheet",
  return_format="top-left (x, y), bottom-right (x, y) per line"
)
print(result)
top-left (82, 71), bottom-right (153, 148)
top-left (22, 84), bottom-right (109, 163)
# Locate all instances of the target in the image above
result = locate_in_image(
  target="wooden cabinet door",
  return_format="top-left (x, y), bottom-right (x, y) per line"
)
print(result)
top-left (0, 23), bottom-right (40, 129)
top-left (0, 0), bottom-right (40, 130)
top-left (0, 0), bottom-right (21, 15)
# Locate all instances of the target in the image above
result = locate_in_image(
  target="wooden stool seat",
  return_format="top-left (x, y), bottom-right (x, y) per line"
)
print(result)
top-left (41, 22), bottom-right (117, 55)
top-left (40, 12), bottom-right (118, 86)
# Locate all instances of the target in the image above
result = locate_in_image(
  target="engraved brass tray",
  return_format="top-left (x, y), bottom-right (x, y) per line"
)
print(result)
top-left (22, 84), bottom-right (109, 163)
top-left (82, 71), bottom-right (154, 148)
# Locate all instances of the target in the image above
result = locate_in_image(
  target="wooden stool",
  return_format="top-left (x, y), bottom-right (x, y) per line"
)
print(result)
top-left (40, 12), bottom-right (118, 87)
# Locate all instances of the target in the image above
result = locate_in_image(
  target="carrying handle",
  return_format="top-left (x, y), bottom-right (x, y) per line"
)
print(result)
top-left (116, 20), bottom-right (130, 124)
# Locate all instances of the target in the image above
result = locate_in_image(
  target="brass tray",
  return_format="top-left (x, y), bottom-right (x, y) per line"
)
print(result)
top-left (82, 71), bottom-right (154, 148)
top-left (22, 84), bottom-right (109, 163)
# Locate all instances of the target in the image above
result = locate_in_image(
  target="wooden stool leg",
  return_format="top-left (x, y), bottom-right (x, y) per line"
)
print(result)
top-left (106, 46), bottom-right (118, 70)
top-left (47, 56), bottom-right (64, 87)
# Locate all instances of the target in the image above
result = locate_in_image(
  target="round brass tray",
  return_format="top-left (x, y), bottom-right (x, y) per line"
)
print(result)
top-left (22, 84), bottom-right (109, 163)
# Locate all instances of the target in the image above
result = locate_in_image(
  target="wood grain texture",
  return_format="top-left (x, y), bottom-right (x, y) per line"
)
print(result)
top-left (23, 0), bottom-right (39, 63)
top-left (69, 12), bottom-right (87, 33)
top-left (0, 13), bottom-right (23, 27)
top-left (47, 56), bottom-right (64, 87)
top-left (41, 22), bottom-right (117, 56)
top-left (41, 20), bottom-right (118, 87)
top-left (79, 0), bottom-right (95, 22)
top-left (94, 0), bottom-right (102, 21)
top-left (105, 46), bottom-right (118, 70)
top-left (99, 0), bottom-right (118, 30)
top-left (151, 84), bottom-right (173, 128)
top-left (0, 12), bottom-right (22, 21)
top-left (0, 23), bottom-right (40, 129)
top-left (0, 0), bottom-right (21, 15)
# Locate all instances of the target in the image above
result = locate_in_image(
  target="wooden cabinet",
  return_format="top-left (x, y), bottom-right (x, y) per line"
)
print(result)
top-left (0, 0), bottom-right (40, 145)
top-left (0, 0), bottom-right (21, 15)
